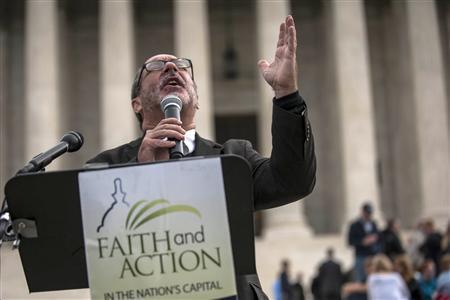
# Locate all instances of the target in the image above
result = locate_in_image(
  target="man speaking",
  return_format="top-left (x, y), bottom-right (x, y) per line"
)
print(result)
top-left (88, 15), bottom-right (316, 298)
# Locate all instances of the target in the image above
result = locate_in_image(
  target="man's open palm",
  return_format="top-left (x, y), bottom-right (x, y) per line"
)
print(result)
top-left (258, 15), bottom-right (298, 99)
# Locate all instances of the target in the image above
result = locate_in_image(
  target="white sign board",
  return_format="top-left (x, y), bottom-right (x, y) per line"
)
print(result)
top-left (78, 158), bottom-right (237, 299)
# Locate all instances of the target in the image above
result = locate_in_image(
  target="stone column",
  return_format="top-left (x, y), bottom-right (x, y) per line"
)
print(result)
top-left (59, 1), bottom-right (100, 168)
top-left (256, 0), bottom-right (311, 238)
top-left (448, 5), bottom-right (450, 140)
top-left (330, 0), bottom-right (381, 224)
top-left (24, 0), bottom-right (60, 170)
top-left (256, 1), bottom-right (287, 158)
top-left (291, 2), bottom-right (346, 234)
top-left (99, 0), bottom-right (136, 150)
top-left (1, 1), bottom-right (25, 191)
top-left (174, 0), bottom-right (214, 139)
top-left (0, 21), bottom-right (6, 189)
top-left (405, 1), bottom-right (449, 227)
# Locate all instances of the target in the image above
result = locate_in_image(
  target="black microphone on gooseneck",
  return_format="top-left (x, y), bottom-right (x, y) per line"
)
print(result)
top-left (160, 95), bottom-right (184, 159)
top-left (17, 131), bottom-right (84, 174)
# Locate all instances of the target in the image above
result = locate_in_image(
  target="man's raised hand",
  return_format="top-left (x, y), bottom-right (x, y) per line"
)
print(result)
top-left (258, 15), bottom-right (298, 99)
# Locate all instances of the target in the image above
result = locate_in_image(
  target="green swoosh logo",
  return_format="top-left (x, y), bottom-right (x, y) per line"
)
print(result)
top-left (126, 199), bottom-right (169, 230)
top-left (125, 199), bottom-right (147, 229)
top-left (126, 200), bottom-right (201, 230)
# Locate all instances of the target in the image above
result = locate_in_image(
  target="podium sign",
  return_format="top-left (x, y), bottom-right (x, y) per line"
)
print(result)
top-left (78, 158), bottom-right (237, 299)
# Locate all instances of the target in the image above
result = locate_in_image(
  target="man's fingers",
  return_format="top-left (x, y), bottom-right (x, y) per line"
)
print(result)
top-left (156, 124), bottom-right (186, 134)
top-left (139, 118), bottom-right (184, 162)
top-left (286, 15), bottom-right (294, 27)
top-left (277, 22), bottom-right (286, 48)
top-left (287, 26), bottom-right (297, 54)
top-left (143, 118), bottom-right (185, 136)
top-left (142, 136), bottom-right (176, 148)
top-left (257, 15), bottom-right (298, 98)
top-left (283, 15), bottom-right (295, 46)
top-left (153, 139), bottom-right (176, 148)
top-left (159, 117), bottom-right (182, 125)
top-left (148, 129), bottom-right (185, 141)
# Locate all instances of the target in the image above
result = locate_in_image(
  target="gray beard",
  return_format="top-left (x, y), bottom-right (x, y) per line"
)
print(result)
top-left (140, 86), bottom-right (199, 114)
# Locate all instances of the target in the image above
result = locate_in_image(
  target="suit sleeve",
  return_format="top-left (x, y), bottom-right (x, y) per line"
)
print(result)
top-left (348, 222), bottom-right (363, 247)
top-left (246, 92), bottom-right (316, 210)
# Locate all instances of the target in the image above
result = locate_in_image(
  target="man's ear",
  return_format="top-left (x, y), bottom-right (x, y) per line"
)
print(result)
top-left (132, 97), bottom-right (142, 114)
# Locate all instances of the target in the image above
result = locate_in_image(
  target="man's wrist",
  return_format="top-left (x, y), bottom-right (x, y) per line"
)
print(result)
top-left (274, 87), bottom-right (298, 99)
top-left (273, 90), bottom-right (304, 108)
top-left (273, 90), bottom-right (308, 138)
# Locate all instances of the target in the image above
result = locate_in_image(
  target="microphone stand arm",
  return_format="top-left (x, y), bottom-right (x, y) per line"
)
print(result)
top-left (0, 159), bottom-right (48, 249)
top-left (0, 131), bottom-right (83, 248)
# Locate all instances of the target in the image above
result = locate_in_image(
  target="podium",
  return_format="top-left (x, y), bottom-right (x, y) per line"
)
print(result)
top-left (4, 155), bottom-right (262, 299)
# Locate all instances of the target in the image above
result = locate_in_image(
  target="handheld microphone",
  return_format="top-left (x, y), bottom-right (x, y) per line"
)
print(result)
top-left (160, 95), bottom-right (184, 159)
top-left (17, 131), bottom-right (84, 174)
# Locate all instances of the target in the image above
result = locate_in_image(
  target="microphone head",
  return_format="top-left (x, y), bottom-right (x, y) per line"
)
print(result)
top-left (61, 131), bottom-right (84, 152)
top-left (160, 95), bottom-right (182, 112)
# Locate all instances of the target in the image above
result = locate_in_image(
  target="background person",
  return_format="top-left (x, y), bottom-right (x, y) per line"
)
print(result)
top-left (317, 247), bottom-right (343, 300)
top-left (418, 260), bottom-right (437, 300)
top-left (348, 203), bottom-right (380, 282)
top-left (436, 254), bottom-right (450, 299)
top-left (366, 254), bottom-right (410, 300)
top-left (380, 218), bottom-right (405, 261)
top-left (280, 259), bottom-right (293, 300)
top-left (291, 273), bottom-right (305, 300)
top-left (420, 219), bottom-right (443, 274)
top-left (394, 254), bottom-right (423, 300)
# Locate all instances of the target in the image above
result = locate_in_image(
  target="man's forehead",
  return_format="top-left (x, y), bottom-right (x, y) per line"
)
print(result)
top-left (145, 54), bottom-right (177, 63)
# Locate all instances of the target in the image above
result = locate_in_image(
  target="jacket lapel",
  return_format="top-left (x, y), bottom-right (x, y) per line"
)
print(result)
top-left (192, 133), bottom-right (223, 156)
top-left (122, 134), bottom-right (223, 160)
top-left (124, 137), bottom-right (143, 162)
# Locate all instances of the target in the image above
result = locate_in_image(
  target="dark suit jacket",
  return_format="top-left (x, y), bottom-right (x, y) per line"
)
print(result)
top-left (380, 228), bottom-right (405, 260)
top-left (318, 260), bottom-right (343, 296)
top-left (88, 93), bottom-right (317, 299)
top-left (348, 219), bottom-right (380, 257)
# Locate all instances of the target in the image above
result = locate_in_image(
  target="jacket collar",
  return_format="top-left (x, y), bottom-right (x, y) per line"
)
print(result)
top-left (131, 133), bottom-right (223, 159)
top-left (192, 133), bottom-right (223, 156)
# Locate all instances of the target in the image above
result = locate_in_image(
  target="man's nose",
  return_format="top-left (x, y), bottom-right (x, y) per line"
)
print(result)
top-left (162, 61), bottom-right (179, 74)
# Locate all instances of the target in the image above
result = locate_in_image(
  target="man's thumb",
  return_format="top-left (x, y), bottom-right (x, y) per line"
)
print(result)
top-left (257, 59), bottom-right (269, 74)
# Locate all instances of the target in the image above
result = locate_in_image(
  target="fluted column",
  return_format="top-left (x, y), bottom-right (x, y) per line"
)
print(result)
top-left (405, 1), bottom-right (449, 227)
top-left (256, 0), bottom-right (287, 158)
top-left (330, 0), bottom-right (381, 224)
top-left (99, 0), bottom-right (136, 150)
top-left (0, 22), bottom-right (6, 188)
top-left (24, 0), bottom-right (60, 169)
top-left (174, 0), bottom-right (214, 139)
top-left (256, 0), bottom-right (311, 237)
top-left (444, 2), bottom-right (450, 140)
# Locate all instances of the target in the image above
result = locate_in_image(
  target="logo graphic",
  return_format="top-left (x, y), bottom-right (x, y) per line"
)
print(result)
top-left (79, 159), bottom-right (237, 299)
top-left (97, 178), bottom-right (201, 233)
top-left (125, 199), bottom-right (201, 230)
top-left (97, 178), bottom-right (129, 233)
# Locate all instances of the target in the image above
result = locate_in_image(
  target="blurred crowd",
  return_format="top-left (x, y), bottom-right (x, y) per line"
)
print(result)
top-left (273, 203), bottom-right (450, 300)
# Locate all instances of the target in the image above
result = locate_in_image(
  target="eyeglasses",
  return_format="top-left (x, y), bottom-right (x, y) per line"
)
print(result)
top-left (134, 58), bottom-right (194, 96)
top-left (145, 58), bottom-right (193, 77)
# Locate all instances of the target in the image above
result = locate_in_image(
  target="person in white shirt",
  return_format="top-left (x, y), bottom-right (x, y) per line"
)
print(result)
top-left (367, 254), bottom-right (410, 300)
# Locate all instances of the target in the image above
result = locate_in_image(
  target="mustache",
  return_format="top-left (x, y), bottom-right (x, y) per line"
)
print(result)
top-left (159, 71), bottom-right (186, 88)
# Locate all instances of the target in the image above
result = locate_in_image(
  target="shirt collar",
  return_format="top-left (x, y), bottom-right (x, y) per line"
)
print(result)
top-left (184, 129), bottom-right (196, 155)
